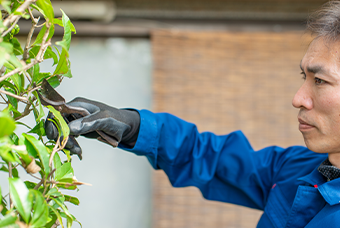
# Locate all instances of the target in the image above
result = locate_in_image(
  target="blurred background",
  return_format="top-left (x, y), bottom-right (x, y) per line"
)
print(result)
top-left (14, 0), bottom-right (329, 227)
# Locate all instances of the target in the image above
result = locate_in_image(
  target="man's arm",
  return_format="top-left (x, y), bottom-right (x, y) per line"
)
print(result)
top-left (45, 98), bottom-right (319, 210)
top-left (120, 109), bottom-right (314, 210)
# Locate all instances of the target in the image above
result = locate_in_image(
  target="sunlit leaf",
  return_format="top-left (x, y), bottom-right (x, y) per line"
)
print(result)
top-left (0, 211), bottom-right (17, 227)
top-left (54, 18), bottom-right (76, 34)
top-left (8, 178), bottom-right (32, 223)
top-left (31, 24), bottom-right (54, 46)
top-left (36, 0), bottom-right (54, 24)
top-left (55, 162), bottom-right (73, 181)
top-left (0, 110), bottom-right (16, 138)
top-left (53, 48), bottom-right (68, 75)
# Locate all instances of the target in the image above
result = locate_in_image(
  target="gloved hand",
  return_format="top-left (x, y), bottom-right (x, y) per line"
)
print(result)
top-left (45, 97), bottom-right (140, 158)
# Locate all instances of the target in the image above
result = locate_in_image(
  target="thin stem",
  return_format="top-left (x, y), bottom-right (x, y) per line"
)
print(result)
top-left (0, 94), bottom-right (9, 104)
top-left (33, 168), bottom-right (56, 190)
top-left (49, 138), bottom-right (60, 167)
top-left (1, 17), bottom-right (20, 38)
top-left (14, 102), bottom-right (32, 121)
top-left (0, 89), bottom-right (28, 102)
top-left (23, 71), bottom-right (32, 84)
top-left (23, 9), bottom-right (39, 61)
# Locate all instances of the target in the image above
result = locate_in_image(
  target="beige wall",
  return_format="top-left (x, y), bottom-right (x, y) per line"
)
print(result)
top-left (151, 29), bottom-right (312, 228)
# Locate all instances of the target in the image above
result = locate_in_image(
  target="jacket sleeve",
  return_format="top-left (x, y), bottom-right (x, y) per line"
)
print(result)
top-left (119, 109), bottom-right (308, 210)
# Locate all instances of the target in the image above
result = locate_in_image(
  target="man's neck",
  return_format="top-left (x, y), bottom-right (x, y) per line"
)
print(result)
top-left (328, 153), bottom-right (340, 168)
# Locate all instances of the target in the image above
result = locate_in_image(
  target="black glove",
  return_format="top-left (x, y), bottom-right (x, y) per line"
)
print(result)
top-left (45, 97), bottom-right (140, 158)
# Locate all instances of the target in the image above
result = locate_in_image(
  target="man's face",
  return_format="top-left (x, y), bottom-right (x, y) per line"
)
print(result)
top-left (292, 37), bottom-right (340, 154)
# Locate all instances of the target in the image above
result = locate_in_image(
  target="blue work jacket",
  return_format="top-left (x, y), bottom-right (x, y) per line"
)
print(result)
top-left (120, 110), bottom-right (340, 228)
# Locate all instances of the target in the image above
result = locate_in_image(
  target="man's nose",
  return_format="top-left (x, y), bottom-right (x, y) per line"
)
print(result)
top-left (292, 83), bottom-right (313, 110)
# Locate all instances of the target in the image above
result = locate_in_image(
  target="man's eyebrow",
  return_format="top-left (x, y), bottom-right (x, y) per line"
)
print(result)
top-left (300, 63), bottom-right (325, 74)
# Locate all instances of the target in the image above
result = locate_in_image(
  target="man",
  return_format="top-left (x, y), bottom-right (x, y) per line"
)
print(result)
top-left (45, 1), bottom-right (340, 227)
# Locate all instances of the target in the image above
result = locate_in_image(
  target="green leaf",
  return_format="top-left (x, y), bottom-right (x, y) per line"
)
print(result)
top-left (0, 41), bottom-right (13, 53)
top-left (8, 54), bottom-right (22, 69)
top-left (0, 42), bottom-right (12, 66)
top-left (28, 120), bottom-right (46, 136)
top-left (32, 25), bottom-right (47, 46)
top-left (0, 80), bottom-right (18, 94)
top-left (54, 18), bottom-right (76, 34)
top-left (4, 87), bottom-right (18, 109)
top-left (11, 142), bottom-right (31, 165)
top-left (55, 162), bottom-right (73, 181)
top-left (0, 0), bottom-right (11, 13)
top-left (53, 48), bottom-right (69, 75)
top-left (50, 197), bottom-right (72, 219)
top-left (33, 72), bottom-right (50, 84)
top-left (0, 164), bottom-right (18, 178)
top-left (8, 178), bottom-right (32, 223)
top-left (63, 60), bottom-right (72, 78)
top-left (30, 190), bottom-right (49, 228)
top-left (36, 0), bottom-right (54, 24)
top-left (28, 46), bottom-right (40, 59)
top-left (64, 195), bottom-right (79, 206)
top-left (7, 104), bottom-right (21, 119)
top-left (0, 198), bottom-right (9, 216)
top-left (31, 24), bottom-right (54, 46)
top-left (48, 206), bottom-right (64, 228)
top-left (46, 187), bottom-right (62, 198)
top-left (10, 37), bottom-right (23, 55)
top-left (47, 76), bottom-right (61, 88)
top-left (0, 211), bottom-right (17, 227)
top-left (33, 91), bottom-right (45, 122)
top-left (9, 133), bottom-right (19, 145)
top-left (53, 152), bottom-right (61, 170)
top-left (9, 72), bottom-right (24, 93)
top-left (44, 46), bottom-right (58, 66)
top-left (21, 134), bottom-right (50, 176)
top-left (24, 181), bottom-right (37, 189)
top-left (47, 106), bottom-right (69, 139)
top-left (55, 10), bottom-right (72, 51)
top-left (0, 110), bottom-right (16, 138)
top-left (0, 138), bottom-right (18, 163)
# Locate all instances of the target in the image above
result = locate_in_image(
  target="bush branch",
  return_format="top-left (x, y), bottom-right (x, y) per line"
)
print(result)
top-left (23, 9), bottom-right (39, 61)
top-left (0, 40), bottom-right (51, 83)
top-left (0, 89), bottom-right (28, 102)
top-left (2, 0), bottom-right (35, 30)
top-left (1, 17), bottom-right (20, 38)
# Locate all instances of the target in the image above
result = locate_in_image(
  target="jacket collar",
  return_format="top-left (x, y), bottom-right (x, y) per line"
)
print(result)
top-left (298, 166), bottom-right (340, 206)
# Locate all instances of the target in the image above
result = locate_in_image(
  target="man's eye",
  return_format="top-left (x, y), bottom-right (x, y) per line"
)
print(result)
top-left (301, 72), bottom-right (306, 80)
top-left (314, 77), bottom-right (325, 85)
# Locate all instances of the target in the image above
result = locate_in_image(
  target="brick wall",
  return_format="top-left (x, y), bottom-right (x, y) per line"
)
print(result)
top-left (151, 29), bottom-right (312, 228)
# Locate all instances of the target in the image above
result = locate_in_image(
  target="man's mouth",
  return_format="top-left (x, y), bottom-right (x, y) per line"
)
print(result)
top-left (298, 118), bottom-right (315, 131)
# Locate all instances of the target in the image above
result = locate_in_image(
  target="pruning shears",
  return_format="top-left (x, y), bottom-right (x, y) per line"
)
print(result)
top-left (37, 79), bottom-right (119, 159)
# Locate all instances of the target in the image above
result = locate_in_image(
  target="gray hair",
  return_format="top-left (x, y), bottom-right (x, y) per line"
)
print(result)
top-left (307, 1), bottom-right (340, 41)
